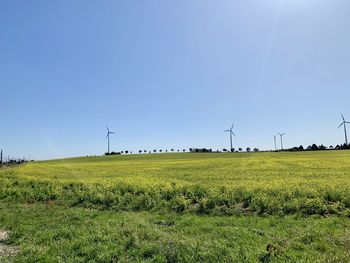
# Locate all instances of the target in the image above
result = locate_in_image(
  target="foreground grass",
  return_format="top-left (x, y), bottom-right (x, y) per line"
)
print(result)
top-left (1, 202), bottom-right (350, 262)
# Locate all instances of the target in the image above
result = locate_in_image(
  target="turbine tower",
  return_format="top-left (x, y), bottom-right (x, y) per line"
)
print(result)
top-left (278, 132), bottom-right (285, 150)
top-left (224, 123), bottom-right (235, 152)
top-left (338, 114), bottom-right (350, 145)
top-left (274, 136), bottom-right (277, 151)
top-left (106, 127), bottom-right (116, 154)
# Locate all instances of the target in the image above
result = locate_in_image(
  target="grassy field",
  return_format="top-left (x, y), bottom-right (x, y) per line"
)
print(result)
top-left (1, 151), bottom-right (350, 261)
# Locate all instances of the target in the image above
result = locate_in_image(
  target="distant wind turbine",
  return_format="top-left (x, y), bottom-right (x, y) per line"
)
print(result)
top-left (274, 135), bottom-right (277, 151)
top-left (106, 127), bottom-right (116, 154)
top-left (338, 114), bottom-right (350, 145)
top-left (278, 132), bottom-right (285, 150)
top-left (224, 123), bottom-right (235, 152)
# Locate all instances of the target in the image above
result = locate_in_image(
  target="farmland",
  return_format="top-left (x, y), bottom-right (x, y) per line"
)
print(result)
top-left (1, 151), bottom-right (350, 261)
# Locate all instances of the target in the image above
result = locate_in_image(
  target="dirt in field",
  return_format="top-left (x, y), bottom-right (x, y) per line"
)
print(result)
top-left (0, 230), bottom-right (19, 258)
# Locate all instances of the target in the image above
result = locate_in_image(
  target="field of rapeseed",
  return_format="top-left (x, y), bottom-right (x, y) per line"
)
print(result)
top-left (1, 151), bottom-right (350, 262)
top-left (2, 151), bottom-right (350, 216)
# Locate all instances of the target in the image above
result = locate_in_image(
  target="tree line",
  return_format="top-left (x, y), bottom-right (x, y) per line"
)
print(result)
top-left (105, 143), bottom-right (350, 156)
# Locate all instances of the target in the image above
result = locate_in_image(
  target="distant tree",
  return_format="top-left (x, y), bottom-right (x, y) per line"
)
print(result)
top-left (230, 148), bottom-right (235, 152)
top-left (159, 150), bottom-right (163, 153)
top-left (183, 149), bottom-right (186, 152)
top-left (165, 150), bottom-right (168, 153)
top-left (311, 144), bottom-right (318, 151)
top-left (253, 148), bottom-right (259, 152)
top-left (130, 151), bottom-right (133, 154)
top-left (177, 149), bottom-right (180, 152)
top-left (153, 149), bottom-right (156, 153)
top-left (144, 150), bottom-right (147, 153)
top-left (139, 150), bottom-right (142, 154)
top-left (125, 151), bottom-right (129, 154)
top-left (246, 147), bottom-right (251, 152)
top-left (319, 144), bottom-right (326, 150)
top-left (223, 148), bottom-right (227, 152)
top-left (238, 148), bottom-right (243, 152)
top-left (329, 145), bottom-right (334, 150)
top-left (298, 145), bottom-right (304, 151)
top-left (121, 151), bottom-right (124, 154)
top-left (171, 149), bottom-right (174, 152)
top-left (335, 145), bottom-right (341, 150)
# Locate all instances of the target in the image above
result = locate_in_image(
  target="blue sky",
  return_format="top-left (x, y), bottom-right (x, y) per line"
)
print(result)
top-left (1, 0), bottom-right (350, 160)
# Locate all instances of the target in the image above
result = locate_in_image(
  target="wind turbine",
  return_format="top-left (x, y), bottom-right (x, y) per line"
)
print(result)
top-left (274, 136), bottom-right (277, 151)
top-left (106, 127), bottom-right (116, 154)
top-left (224, 123), bottom-right (235, 152)
top-left (278, 132), bottom-right (285, 150)
top-left (338, 114), bottom-right (350, 145)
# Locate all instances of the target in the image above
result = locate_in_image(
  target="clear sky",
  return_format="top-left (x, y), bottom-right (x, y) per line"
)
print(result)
top-left (1, 0), bottom-right (350, 160)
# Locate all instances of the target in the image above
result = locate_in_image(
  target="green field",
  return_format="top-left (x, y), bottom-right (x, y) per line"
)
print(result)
top-left (1, 151), bottom-right (350, 262)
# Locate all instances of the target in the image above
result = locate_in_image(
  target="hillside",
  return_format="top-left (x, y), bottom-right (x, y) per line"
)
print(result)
top-left (1, 151), bottom-right (350, 261)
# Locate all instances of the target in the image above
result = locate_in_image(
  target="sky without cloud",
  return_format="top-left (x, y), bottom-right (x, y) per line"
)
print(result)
top-left (1, 0), bottom-right (349, 160)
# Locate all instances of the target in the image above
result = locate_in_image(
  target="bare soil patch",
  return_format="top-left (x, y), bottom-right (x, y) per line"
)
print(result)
top-left (0, 230), bottom-right (19, 258)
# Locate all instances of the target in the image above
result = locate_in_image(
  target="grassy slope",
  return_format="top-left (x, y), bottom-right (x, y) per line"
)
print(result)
top-left (1, 151), bottom-right (350, 261)
top-left (2, 151), bottom-right (350, 216)
top-left (12, 151), bottom-right (350, 188)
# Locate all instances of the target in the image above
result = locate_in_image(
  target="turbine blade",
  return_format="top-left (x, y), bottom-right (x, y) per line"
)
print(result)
top-left (341, 114), bottom-right (345, 122)
top-left (231, 123), bottom-right (234, 130)
top-left (224, 130), bottom-right (230, 132)
top-left (338, 122), bottom-right (344, 128)
top-left (231, 131), bottom-right (236, 136)
top-left (106, 126), bottom-right (110, 132)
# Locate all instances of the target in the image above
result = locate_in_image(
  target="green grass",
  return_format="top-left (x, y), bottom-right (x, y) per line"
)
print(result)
top-left (1, 151), bottom-right (350, 261)
top-left (1, 202), bottom-right (350, 262)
